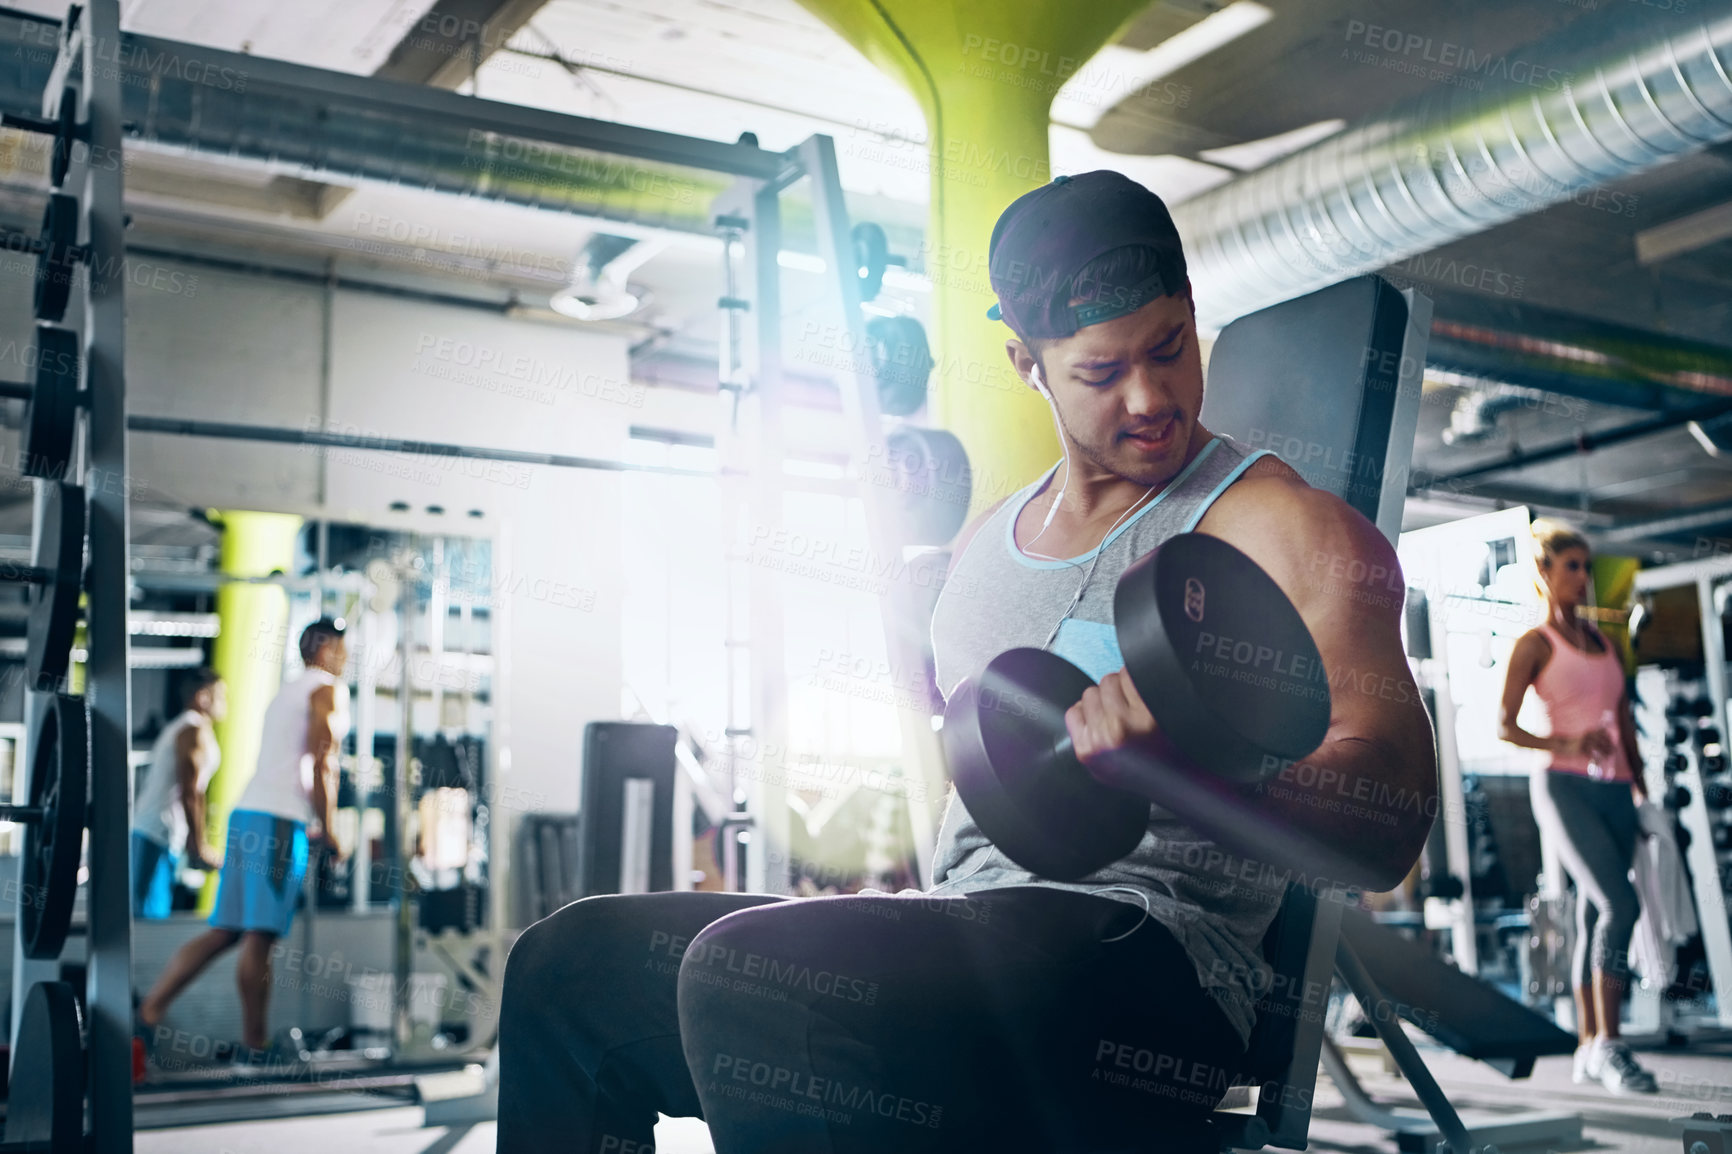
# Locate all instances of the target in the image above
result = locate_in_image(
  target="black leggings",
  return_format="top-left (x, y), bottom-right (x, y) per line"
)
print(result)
top-left (496, 887), bottom-right (1249, 1154)
top-left (1531, 769), bottom-right (1641, 988)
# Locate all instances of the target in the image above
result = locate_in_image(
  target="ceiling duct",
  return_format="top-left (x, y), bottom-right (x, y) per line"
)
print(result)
top-left (1418, 289), bottom-right (1732, 413)
top-left (1437, 379), bottom-right (1555, 446)
top-left (1170, 3), bottom-right (1732, 328)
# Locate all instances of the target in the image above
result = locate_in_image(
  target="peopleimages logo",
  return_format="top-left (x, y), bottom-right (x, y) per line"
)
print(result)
top-left (1341, 20), bottom-right (1573, 92)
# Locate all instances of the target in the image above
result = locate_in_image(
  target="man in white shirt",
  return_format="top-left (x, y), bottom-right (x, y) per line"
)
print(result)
top-left (137, 618), bottom-right (351, 1059)
top-left (131, 668), bottom-right (225, 917)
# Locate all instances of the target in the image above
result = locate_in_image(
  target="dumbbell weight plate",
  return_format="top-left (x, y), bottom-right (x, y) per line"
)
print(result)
top-left (21, 693), bottom-right (88, 960)
top-left (34, 191), bottom-right (79, 324)
top-left (943, 647), bottom-right (1151, 883)
top-left (867, 314), bottom-right (932, 417)
top-left (25, 480), bottom-right (85, 693)
top-left (882, 426), bottom-right (971, 546)
top-left (852, 221), bottom-right (889, 303)
top-left (23, 324), bottom-right (79, 479)
top-left (4, 980), bottom-right (85, 1150)
top-left (1115, 533), bottom-right (1331, 783)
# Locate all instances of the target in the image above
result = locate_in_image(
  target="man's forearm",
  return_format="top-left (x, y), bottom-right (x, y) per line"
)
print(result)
top-left (1101, 729), bottom-right (1429, 894)
top-left (184, 797), bottom-right (204, 855)
top-left (1253, 735), bottom-right (1435, 893)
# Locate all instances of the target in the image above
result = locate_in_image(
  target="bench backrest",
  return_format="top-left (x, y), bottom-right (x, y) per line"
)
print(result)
top-left (1197, 275), bottom-right (1430, 1148)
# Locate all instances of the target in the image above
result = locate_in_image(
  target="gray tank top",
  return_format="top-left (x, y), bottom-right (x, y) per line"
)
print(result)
top-left (928, 433), bottom-right (1284, 1047)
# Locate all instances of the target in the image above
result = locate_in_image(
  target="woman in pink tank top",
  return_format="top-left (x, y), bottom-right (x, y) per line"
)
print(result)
top-left (1499, 520), bottom-right (1654, 1094)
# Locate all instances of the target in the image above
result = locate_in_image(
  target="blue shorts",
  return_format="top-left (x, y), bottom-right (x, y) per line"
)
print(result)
top-left (210, 809), bottom-right (308, 937)
top-left (130, 831), bottom-right (178, 919)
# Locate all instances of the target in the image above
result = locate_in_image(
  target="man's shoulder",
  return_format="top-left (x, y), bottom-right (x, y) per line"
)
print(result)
top-left (1235, 451), bottom-right (1304, 485)
top-left (1202, 458), bottom-right (1328, 534)
top-left (1198, 458), bottom-right (1398, 614)
top-left (946, 494), bottom-right (1014, 579)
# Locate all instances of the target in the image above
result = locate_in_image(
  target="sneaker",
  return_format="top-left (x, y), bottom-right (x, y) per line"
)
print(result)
top-left (1596, 1040), bottom-right (1658, 1094)
top-left (1572, 1041), bottom-right (1600, 1084)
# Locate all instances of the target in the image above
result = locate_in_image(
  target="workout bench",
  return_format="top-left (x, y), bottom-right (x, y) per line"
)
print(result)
top-left (1173, 277), bottom-right (1580, 1154)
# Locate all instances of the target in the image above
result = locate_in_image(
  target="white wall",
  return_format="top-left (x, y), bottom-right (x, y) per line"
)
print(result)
top-left (325, 292), bottom-right (632, 818)
top-left (115, 260), bottom-right (644, 882)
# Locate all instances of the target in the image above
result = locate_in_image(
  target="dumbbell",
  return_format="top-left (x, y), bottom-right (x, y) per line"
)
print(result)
top-left (1669, 698), bottom-right (1714, 720)
top-left (1668, 753), bottom-right (1690, 776)
top-left (1707, 780), bottom-right (1732, 811)
top-left (942, 533), bottom-right (1333, 882)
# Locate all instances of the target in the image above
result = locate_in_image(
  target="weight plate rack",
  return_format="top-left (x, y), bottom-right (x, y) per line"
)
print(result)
top-left (0, 3), bottom-right (133, 1152)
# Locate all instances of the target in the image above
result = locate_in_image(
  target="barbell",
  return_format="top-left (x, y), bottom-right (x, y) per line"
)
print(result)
top-left (942, 533), bottom-right (1335, 883)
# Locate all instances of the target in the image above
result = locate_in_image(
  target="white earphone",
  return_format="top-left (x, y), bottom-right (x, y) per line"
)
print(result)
top-left (1026, 364), bottom-right (1068, 549)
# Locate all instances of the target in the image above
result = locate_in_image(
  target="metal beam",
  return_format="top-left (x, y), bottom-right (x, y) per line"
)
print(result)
top-left (0, 10), bottom-right (786, 186)
top-left (1414, 397), bottom-right (1732, 488)
top-left (374, 0), bottom-right (550, 88)
top-left (116, 28), bottom-right (789, 181)
top-left (79, 1), bottom-right (136, 1148)
top-left (1601, 500), bottom-right (1732, 545)
top-left (125, 415), bottom-right (717, 478)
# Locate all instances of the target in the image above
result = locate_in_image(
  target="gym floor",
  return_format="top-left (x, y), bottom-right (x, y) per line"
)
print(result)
top-left (133, 1039), bottom-right (1721, 1153)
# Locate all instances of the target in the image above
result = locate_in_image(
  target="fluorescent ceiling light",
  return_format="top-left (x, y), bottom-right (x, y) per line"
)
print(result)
top-left (1049, 125), bottom-right (1235, 204)
top-left (882, 267), bottom-right (931, 292)
top-left (1636, 198), bottom-right (1732, 265)
top-left (1052, 1), bottom-right (1274, 131)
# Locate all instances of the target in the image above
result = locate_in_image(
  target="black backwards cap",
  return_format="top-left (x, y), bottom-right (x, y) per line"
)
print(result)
top-left (986, 170), bottom-right (1189, 342)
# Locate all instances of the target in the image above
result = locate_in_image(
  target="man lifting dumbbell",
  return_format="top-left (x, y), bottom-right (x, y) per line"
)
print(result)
top-left (496, 171), bottom-right (1438, 1154)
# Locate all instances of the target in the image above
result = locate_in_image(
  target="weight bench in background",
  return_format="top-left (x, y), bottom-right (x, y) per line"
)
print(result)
top-left (1172, 277), bottom-right (1581, 1154)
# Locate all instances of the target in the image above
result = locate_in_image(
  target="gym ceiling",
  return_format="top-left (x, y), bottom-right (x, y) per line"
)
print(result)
top-left (0, 0), bottom-right (1726, 557)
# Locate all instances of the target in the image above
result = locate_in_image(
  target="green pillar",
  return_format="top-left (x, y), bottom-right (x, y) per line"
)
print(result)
top-left (796, 0), bottom-right (1147, 514)
top-left (1593, 554), bottom-right (1641, 675)
top-left (201, 510), bottom-right (302, 910)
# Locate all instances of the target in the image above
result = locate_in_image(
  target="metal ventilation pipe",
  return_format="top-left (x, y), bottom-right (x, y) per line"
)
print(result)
top-left (1172, 4), bottom-right (1732, 328)
top-left (1437, 379), bottom-right (1554, 445)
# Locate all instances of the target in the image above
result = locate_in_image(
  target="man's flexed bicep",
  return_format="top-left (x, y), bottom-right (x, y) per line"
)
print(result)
top-left (1201, 473), bottom-right (1439, 892)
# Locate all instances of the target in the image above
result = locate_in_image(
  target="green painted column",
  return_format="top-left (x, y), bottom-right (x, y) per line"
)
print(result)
top-left (200, 510), bottom-right (302, 910)
top-left (796, 0), bottom-right (1146, 513)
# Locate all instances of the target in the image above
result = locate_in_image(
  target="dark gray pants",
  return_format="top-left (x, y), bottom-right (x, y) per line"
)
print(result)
top-left (496, 887), bottom-right (1249, 1154)
top-left (1531, 770), bottom-right (1641, 988)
